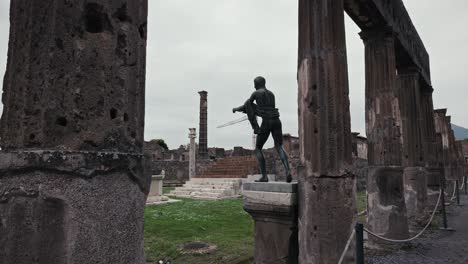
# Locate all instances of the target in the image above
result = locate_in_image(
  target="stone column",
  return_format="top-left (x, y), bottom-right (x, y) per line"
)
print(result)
top-left (189, 128), bottom-right (197, 180)
top-left (0, 1), bottom-right (149, 264)
top-left (419, 90), bottom-right (443, 203)
top-left (298, 0), bottom-right (357, 263)
top-left (361, 29), bottom-right (409, 240)
top-left (198, 91), bottom-right (208, 159)
top-left (434, 109), bottom-right (450, 187)
top-left (397, 67), bottom-right (428, 225)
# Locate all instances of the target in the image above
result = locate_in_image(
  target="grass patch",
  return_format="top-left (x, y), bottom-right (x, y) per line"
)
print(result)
top-left (144, 198), bottom-right (254, 264)
top-left (144, 191), bottom-right (367, 263)
top-left (357, 191), bottom-right (367, 223)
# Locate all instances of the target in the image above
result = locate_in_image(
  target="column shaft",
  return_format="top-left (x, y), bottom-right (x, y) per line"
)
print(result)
top-left (0, 1), bottom-right (149, 263)
top-left (361, 29), bottom-right (409, 240)
top-left (198, 91), bottom-right (208, 159)
top-left (298, 0), bottom-right (356, 263)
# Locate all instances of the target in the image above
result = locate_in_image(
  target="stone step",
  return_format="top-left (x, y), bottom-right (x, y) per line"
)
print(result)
top-left (176, 188), bottom-right (228, 194)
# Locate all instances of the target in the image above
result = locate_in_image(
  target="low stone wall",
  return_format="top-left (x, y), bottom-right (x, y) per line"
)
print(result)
top-left (151, 160), bottom-right (215, 186)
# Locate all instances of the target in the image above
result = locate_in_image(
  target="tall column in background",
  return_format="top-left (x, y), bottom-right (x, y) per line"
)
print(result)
top-left (198, 91), bottom-right (208, 159)
top-left (397, 67), bottom-right (428, 226)
top-left (361, 29), bottom-right (409, 240)
top-left (188, 128), bottom-right (197, 180)
top-left (0, 1), bottom-right (149, 264)
top-left (297, 0), bottom-right (356, 262)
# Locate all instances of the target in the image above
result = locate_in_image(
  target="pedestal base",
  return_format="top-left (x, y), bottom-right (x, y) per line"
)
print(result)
top-left (403, 167), bottom-right (428, 230)
top-left (367, 166), bottom-right (409, 242)
top-left (243, 182), bottom-right (298, 264)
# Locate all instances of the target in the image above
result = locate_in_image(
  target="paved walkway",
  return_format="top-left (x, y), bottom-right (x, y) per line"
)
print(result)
top-left (367, 195), bottom-right (468, 264)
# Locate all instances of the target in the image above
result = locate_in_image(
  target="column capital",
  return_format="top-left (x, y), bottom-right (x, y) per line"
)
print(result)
top-left (359, 26), bottom-right (394, 43)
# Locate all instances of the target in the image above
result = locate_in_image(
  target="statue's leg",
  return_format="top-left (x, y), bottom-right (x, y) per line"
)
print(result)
top-left (272, 119), bottom-right (292, 182)
top-left (255, 127), bottom-right (270, 182)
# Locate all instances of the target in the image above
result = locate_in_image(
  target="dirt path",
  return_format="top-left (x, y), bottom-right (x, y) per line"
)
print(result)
top-left (366, 194), bottom-right (468, 264)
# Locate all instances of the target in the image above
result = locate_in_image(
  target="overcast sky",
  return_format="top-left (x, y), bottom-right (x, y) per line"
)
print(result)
top-left (0, 1), bottom-right (466, 149)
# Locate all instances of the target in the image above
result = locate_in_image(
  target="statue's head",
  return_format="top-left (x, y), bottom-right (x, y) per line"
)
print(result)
top-left (254, 76), bottom-right (266, 89)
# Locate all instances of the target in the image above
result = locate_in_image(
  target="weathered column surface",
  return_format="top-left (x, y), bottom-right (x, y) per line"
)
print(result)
top-left (188, 128), bottom-right (197, 179)
top-left (397, 67), bottom-right (428, 225)
top-left (198, 91), bottom-right (208, 159)
top-left (361, 29), bottom-right (409, 240)
top-left (0, 1), bottom-right (149, 264)
top-left (243, 182), bottom-right (298, 264)
top-left (298, 0), bottom-right (356, 263)
top-left (419, 90), bottom-right (443, 204)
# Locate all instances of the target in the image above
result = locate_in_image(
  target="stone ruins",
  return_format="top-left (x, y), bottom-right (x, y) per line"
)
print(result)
top-left (0, 0), bottom-right (467, 264)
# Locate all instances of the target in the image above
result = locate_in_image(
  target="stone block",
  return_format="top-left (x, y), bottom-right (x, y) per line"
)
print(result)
top-left (367, 166), bottom-right (409, 240)
top-left (243, 181), bottom-right (298, 193)
top-left (243, 191), bottom-right (297, 207)
top-left (403, 167), bottom-right (428, 229)
top-left (243, 182), bottom-right (298, 264)
top-left (148, 173), bottom-right (165, 197)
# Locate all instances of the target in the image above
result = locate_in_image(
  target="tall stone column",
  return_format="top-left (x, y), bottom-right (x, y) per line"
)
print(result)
top-left (298, 0), bottom-right (356, 263)
top-left (361, 29), bottom-right (409, 240)
top-left (188, 128), bottom-right (197, 180)
top-left (434, 109), bottom-right (451, 185)
top-left (0, 1), bottom-right (149, 264)
top-left (397, 67), bottom-right (428, 225)
top-left (198, 91), bottom-right (208, 159)
top-left (419, 90), bottom-right (443, 201)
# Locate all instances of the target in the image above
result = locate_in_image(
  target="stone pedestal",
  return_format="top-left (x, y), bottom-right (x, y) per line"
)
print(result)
top-left (403, 167), bottom-right (428, 228)
top-left (147, 172), bottom-right (169, 204)
top-left (367, 166), bottom-right (409, 240)
top-left (243, 182), bottom-right (298, 264)
top-left (426, 167), bottom-right (444, 206)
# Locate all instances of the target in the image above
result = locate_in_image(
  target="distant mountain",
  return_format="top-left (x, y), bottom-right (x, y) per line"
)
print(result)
top-left (452, 124), bottom-right (468, 140)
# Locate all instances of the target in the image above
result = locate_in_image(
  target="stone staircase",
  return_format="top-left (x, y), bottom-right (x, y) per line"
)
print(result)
top-left (168, 156), bottom-right (259, 200)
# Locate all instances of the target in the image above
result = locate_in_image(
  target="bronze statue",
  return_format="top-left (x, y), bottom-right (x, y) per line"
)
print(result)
top-left (233, 76), bottom-right (292, 183)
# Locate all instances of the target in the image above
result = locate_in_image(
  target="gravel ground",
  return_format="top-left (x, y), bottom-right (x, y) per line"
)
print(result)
top-left (366, 195), bottom-right (468, 264)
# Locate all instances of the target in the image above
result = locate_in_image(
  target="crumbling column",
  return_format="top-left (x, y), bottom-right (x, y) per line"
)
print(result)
top-left (361, 29), bottom-right (409, 240)
top-left (419, 90), bottom-right (443, 204)
top-left (397, 67), bottom-right (428, 226)
top-left (198, 91), bottom-right (208, 159)
top-left (189, 128), bottom-right (197, 180)
top-left (0, 1), bottom-right (149, 264)
top-left (298, 0), bottom-right (357, 262)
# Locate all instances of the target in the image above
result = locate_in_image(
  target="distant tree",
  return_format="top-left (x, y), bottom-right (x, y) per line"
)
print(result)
top-left (150, 139), bottom-right (169, 150)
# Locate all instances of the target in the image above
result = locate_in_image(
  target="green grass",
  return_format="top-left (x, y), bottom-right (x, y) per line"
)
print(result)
top-left (144, 191), bottom-right (367, 263)
top-left (357, 191), bottom-right (367, 223)
top-left (144, 198), bottom-right (254, 264)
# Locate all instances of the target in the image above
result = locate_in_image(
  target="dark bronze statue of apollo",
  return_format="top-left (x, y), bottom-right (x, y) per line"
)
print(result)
top-left (232, 76), bottom-right (292, 183)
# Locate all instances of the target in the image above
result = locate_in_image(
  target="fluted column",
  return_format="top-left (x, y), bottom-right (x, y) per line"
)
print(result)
top-left (397, 67), bottom-right (428, 227)
top-left (298, 0), bottom-right (356, 262)
top-left (361, 29), bottom-right (409, 240)
top-left (0, 1), bottom-right (149, 263)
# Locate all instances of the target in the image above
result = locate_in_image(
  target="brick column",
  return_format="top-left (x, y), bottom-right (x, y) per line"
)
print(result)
top-left (198, 91), bottom-right (208, 159)
top-left (298, 0), bottom-right (356, 262)
top-left (361, 29), bottom-right (409, 240)
top-left (0, 1), bottom-right (149, 263)
top-left (397, 67), bottom-right (428, 225)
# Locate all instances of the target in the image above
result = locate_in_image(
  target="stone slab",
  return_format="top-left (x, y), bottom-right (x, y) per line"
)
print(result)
top-left (243, 190), bottom-right (297, 206)
top-left (243, 182), bottom-right (298, 193)
top-left (245, 174), bottom-right (277, 182)
top-left (146, 198), bottom-right (180, 206)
